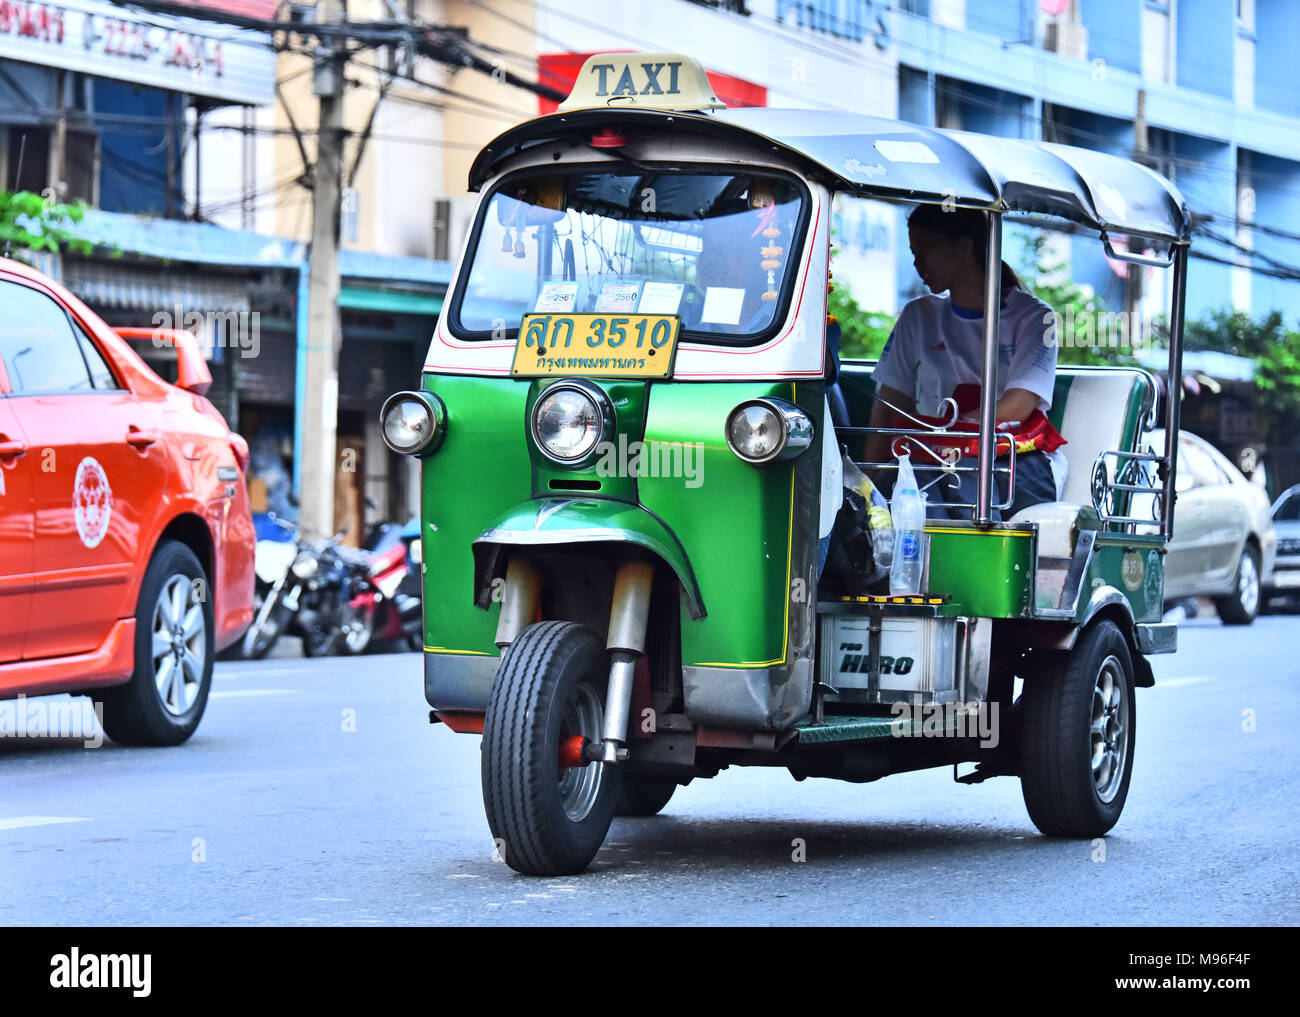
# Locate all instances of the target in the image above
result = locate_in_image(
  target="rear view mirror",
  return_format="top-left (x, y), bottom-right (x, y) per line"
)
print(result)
top-left (496, 178), bottom-right (567, 228)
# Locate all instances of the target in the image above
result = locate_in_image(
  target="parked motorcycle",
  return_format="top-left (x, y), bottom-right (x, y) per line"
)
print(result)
top-left (241, 518), bottom-right (370, 659)
top-left (346, 517), bottom-right (423, 653)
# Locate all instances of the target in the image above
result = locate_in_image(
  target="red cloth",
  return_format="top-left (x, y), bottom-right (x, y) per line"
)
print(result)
top-left (892, 384), bottom-right (1067, 459)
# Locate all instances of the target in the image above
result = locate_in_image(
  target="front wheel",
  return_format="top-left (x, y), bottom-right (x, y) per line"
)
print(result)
top-left (482, 621), bottom-right (622, 876)
top-left (1019, 619), bottom-right (1136, 838)
top-left (1214, 544), bottom-right (1260, 626)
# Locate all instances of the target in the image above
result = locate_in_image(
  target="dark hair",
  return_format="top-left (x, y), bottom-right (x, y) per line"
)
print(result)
top-left (907, 204), bottom-right (1021, 292)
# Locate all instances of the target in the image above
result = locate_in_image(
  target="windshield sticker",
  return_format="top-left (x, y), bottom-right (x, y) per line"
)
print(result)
top-left (73, 456), bottom-right (113, 549)
top-left (637, 281), bottom-right (685, 315)
top-left (874, 140), bottom-right (940, 165)
top-left (594, 281), bottom-right (641, 313)
top-left (535, 281), bottom-right (580, 313)
top-left (700, 286), bottom-right (745, 326)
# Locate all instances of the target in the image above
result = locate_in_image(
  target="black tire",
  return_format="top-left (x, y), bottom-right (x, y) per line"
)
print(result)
top-left (241, 589), bottom-right (285, 659)
top-left (1019, 619), bottom-right (1136, 838)
top-left (482, 621), bottom-right (622, 876)
top-left (100, 540), bottom-right (214, 747)
top-left (615, 775), bottom-right (677, 817)
top-left (1214, 544), bottom-right (1260, 626)
top-left (301, 627), bottom-right (339, 657)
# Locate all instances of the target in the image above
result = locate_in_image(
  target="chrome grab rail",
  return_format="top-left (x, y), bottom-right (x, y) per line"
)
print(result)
top-left (836, 393), bottom-right (1019, 515)
top-left (1090, 448), bottom-right (1169, 533)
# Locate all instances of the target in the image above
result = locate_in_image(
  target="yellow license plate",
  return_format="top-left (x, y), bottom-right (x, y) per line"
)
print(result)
top-left (510, 314), bottom-right (679, 379)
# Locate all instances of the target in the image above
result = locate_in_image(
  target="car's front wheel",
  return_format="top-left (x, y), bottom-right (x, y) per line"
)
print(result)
top-left (101, 540), bottom-right (214, 747)
top-left (1215, 544), bottom-right (1260, 625)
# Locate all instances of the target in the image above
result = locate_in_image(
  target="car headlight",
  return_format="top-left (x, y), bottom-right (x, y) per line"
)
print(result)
top-left (291, 555), bottom-right (318, 580)
top-left (725, 398), bottom-right (813, 465)
top-left (531, 380), bottom-right (613, 465)
top-left (380, 391), bottom-right (447, 457)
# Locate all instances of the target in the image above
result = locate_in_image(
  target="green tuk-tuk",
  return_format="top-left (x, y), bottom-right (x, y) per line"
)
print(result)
top-left (380, 53), bottom-right (1188, 876)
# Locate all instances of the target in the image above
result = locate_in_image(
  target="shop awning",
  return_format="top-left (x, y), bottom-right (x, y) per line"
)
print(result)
top-left (338, 287), bottom-right (443, 316)
top-left (62, 262), bottom-right (251, 315)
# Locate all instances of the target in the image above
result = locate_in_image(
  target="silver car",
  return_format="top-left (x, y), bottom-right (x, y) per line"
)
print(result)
top-left (1149, 430), bottom-right (1276, 624)
top-left (1264, 484), bottom-right (1300, 611)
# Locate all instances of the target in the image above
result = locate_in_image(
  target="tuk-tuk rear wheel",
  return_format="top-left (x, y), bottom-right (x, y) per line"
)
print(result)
top-left (1019, 619), bottom-right (1136, 839)
top-left (482, 621), bottom-right (622, 876)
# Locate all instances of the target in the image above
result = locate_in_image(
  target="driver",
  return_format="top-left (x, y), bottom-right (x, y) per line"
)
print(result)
top-left (865, 204), bottom-right (1064, 519)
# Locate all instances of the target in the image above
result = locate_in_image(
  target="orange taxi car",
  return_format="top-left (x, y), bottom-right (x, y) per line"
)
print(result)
top-left (0, 256), bottom-right (254, 745)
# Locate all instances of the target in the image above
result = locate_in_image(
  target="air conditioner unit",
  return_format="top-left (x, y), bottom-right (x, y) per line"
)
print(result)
top-left (1044, 19), bottom-right (1089, 61)
top-left (432, 196), bottom-right (477, 262)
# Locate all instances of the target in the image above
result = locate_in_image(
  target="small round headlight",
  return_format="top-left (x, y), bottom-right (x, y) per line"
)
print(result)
top-left (531, 381), bottom-right (611, 465)
top-left (380, 392), bottom-right (446, 456)
top-left (725, 398), bottom-right (813, 465)
top-left (291, 555), bottom-right (318, 580)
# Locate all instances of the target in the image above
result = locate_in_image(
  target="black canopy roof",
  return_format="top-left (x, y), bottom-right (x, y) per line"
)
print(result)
top-left (469, 106), bottom-right (1190, 243)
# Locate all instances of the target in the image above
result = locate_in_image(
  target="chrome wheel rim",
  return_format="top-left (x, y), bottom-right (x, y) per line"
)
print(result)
top-left (1238, 551), bottom-right (1259, 616)
top-left (152, 575), bottom-right (205, 716)
top-left (1090, 655), bottom-right (1130, 804)
top-left (557, 683), bottom-right (604, 823)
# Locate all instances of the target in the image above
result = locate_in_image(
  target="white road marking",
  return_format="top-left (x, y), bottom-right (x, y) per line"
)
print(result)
top-left (209, 689), bottom-right (302, 699)
top-left (1153, 677), bottom-right (1213, 689)
top-left (0, 816), bottom-right (91, 830)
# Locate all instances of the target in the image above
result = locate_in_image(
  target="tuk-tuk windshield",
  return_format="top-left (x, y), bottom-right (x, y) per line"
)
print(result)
top-left (450, 169), bottom-right (807, 344)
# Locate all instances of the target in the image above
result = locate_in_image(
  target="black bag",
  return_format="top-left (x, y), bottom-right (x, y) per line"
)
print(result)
top-left (822, 489), bottom-right (877, 597)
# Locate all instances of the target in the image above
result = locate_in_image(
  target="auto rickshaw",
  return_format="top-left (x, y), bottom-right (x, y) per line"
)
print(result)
top-left (380, 53), bottom-right (1187, 876)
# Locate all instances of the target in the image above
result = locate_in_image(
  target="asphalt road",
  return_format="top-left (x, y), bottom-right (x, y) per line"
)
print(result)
top-left (2, 615), bottom-right (1297, 926)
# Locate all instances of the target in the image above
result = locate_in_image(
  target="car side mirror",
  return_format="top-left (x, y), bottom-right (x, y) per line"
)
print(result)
top-left (115, 327), bottom-right (213, 396)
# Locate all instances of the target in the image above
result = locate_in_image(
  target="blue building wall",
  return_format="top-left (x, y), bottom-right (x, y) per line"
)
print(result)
top-left (92, 81), bottom-right (183, 218)
top-left (1254, 0), bottom-right (1300, 117)
top-left (1175, 0), bottom-right (1235, 100)
top-left (1079, 0), bottom-right (1143, 75)
top-left (1248, 150), bottom-right (1300, 322)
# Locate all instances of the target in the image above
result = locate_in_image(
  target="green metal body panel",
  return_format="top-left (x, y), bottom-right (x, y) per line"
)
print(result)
top-left (1082, 540), bottom-right (1166, 624)
top-left (474, 497), bottom-right (704, 617)
top-left (528, 379), bottom-right (647, 503)
top-left (925, 526), bottom-right (1036, 618)
top-left (640, 381), bottom-right (817, 669)
top-left (418, 374), bottom-right (533, 656)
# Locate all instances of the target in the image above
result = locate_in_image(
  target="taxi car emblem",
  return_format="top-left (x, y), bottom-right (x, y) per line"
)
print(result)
top-left (73, 456), bottom-right (113, 549)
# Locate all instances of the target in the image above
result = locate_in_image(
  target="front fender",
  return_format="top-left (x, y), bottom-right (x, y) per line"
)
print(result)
top-left (472, 498), bottom-right (705, 619)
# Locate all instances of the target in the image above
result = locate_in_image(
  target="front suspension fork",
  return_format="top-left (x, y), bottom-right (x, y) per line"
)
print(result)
top-left (494, 557), bottom-right (654, 766)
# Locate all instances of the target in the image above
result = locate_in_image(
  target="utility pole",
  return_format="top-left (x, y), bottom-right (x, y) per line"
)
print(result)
top-left (1126, 88), bottom-right (1149, 323)
top-left (300, 9), bottom-right (346, 538)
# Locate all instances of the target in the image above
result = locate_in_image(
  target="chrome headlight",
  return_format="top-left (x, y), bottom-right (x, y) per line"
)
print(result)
top-left (291, 555), bottom-right (318, 580)
top-left (531, 380), bottom-right (613, 466)
top-left (725, 398), bottom-right (813, 465)
top-left (380, 391), bottom-right (447, 457)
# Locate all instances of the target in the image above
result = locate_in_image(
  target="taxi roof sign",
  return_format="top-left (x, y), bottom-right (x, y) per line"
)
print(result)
top-left (557, 53), bottom-right (725, 114)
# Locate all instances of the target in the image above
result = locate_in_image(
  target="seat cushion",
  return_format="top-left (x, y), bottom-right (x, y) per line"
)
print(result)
top-left (1053, 371), bottom-right (1151, 507)
top-left (1010, 501), bottom-right (1081, 558)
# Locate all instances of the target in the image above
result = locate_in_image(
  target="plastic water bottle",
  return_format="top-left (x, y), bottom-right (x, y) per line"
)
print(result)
top-left (889, 453), bottom-right (926, 596)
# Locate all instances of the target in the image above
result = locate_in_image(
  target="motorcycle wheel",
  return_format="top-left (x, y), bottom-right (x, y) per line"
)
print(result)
top-left (301, 627), bottom-right (340, 657)
top-left (241, 591), bottom-right (285, 660)
top-left (341, 612), bottom-right (374, 655)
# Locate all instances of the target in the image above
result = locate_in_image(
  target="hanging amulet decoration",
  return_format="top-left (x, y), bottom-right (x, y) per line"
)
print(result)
top-left (751, 204), bottom-right (782, 302)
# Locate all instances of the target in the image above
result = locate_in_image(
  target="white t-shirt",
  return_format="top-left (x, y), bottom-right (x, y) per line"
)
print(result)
top-left (874, 288), bottom-right (1058, 417)
top-left (874, 288), bottom-right (1067, 498)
